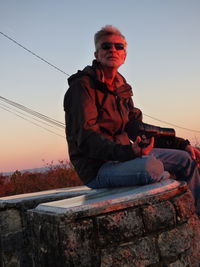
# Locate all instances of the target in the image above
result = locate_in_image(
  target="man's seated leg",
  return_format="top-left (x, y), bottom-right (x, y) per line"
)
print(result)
top-left (87, 155), bottom-right (169, 189)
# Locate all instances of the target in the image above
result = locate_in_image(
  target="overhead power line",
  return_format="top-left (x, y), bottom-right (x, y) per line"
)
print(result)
top-left (0, 96), bottom-right (66, 138)
top-left (0, 104), bottom-right (65, 138)
top-left (0, 96), bottom-right (65, 128)
top-left (0, 31), bottom-right (70, 76)
top-left (0, 102), bottom-right (64, 132)
top-left (143, 113), bottom-right (200, 134)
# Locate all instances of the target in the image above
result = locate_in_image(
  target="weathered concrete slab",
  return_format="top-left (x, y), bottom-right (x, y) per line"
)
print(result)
top-left (0, 185), bottom-right (91, 201)
top-left (0, 185), bottom-right (97, 209)
top-left (35, 179), bottom-right (187, 218)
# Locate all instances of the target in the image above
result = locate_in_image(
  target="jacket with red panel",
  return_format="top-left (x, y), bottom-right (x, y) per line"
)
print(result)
top-left (63, 60), bottom-right (139, 184)
top-left (64, 61), bottom-right (189, 184)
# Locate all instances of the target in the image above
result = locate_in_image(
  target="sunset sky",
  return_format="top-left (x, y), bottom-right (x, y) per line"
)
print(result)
top-left (0, 0), bottom-right (200, 173)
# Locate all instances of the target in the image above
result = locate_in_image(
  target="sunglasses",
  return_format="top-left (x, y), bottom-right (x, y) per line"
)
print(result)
top-left (100, 42), bottom-right (125, 50)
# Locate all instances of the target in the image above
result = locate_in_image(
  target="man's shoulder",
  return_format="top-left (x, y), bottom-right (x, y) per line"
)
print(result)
top-left (68, 66), bottom-right (95, 86)
top-left (64, 68), bottom-right (97, 100)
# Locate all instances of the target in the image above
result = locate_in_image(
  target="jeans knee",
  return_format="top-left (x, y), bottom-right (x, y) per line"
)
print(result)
top-left (178, 150), bottom-right (191, 162)
top-left (144, 156), bottom-right (165, 182)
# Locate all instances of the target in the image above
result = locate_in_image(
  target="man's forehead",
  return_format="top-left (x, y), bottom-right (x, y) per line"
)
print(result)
top-left (99, 34), bottom-right (126, 43)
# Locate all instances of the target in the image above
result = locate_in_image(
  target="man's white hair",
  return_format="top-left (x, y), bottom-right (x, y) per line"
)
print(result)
top-left (94, 25), bottom-right (127, 51)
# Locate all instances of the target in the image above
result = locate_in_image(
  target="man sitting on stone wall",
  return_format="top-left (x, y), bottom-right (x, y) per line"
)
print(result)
top-left (64, 25), bottom-right (200, 217)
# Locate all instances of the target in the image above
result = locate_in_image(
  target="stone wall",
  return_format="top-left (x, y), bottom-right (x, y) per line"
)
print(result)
top-left (0, 186), bottom-right (96, 267)
top-left (28, 180), bottom-right (200, 266)
top-left (0, 180), bottom-right (200, 266)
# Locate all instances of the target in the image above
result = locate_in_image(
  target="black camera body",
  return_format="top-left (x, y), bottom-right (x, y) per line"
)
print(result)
top-left (125, 120), bottom-right (176, 148)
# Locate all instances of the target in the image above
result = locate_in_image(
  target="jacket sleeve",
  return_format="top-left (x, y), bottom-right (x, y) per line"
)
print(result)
top-left (127, 98), bottom-right (143, 122)
top-left (125, 98), bottom-right (190, 150)
top-left (154, 136), bottom-right (190, 150)
top-left (64, 80), bottom-right (136, 162)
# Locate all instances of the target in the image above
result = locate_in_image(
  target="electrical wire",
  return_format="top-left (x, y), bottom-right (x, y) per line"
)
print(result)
top-left (0, 31), bottom-right (70, 76)
top-left (0, 102), bottom-right (64, 131)
top-left (0, 96), bottom-right (66, 139)
top-left (0, 104), bottom-right (65, 138)
top-left (0, 96), bottom-right (65, 129)
top-left (143, 113), bottom-right (200, 133)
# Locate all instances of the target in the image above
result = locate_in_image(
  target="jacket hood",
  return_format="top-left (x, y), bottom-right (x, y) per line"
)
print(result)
top-left (67, 61), bottom-right (97, 86)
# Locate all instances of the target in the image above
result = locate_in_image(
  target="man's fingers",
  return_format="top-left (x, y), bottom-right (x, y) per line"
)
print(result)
top-left (135, 136), bottom-right (142, 144)
top-left (149, 137), bottom-right (154, 147)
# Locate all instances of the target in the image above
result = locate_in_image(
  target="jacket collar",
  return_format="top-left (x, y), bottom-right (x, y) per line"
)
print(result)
top-left (92, 60), bottom-right (133, 98)
top-left (68, 60), bottom-right (133, 98)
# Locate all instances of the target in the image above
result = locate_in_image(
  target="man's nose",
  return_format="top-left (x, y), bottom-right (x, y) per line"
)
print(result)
top-left (110, 44), bottom-right (117, 51)
top-left (108, 44), bottom-right (117, 51)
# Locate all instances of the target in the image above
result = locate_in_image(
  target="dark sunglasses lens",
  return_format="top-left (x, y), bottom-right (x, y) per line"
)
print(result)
top-left (101, 42), bottom-right (124, 50)
top-left (101, 42), bottom-right (112, 50)
top-left (115, 43), bottom-right (124, 50)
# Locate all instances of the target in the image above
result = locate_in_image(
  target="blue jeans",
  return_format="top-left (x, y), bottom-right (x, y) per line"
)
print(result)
top-left (87, 148), bottom-right (200, 215)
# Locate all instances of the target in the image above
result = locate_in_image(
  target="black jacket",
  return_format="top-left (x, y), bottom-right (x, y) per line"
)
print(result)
top-left (64, 60), bottom-right (189, 184)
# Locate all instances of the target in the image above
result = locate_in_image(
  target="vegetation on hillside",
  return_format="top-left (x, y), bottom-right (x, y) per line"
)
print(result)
top-left (0, 160), bottom-right (83, 197)
top-left (0, 144), bottom-right (199, 197)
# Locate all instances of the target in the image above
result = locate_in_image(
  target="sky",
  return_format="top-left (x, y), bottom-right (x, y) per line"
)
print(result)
top-left (0, 0), bottom-right (200, 173)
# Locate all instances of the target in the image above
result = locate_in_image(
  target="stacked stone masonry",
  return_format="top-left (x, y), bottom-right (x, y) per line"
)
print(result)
top-left (0, 180), bottom-right (200, 266)
top-left (29, 180), bottom-right (200, 266)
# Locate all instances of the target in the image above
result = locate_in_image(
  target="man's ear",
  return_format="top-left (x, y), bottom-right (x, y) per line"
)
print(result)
top-left (94, 51), bottom-right (98, 60)
top-left (122, 51), bottom-right (127, 63)
top-left (124, 52), bottom-right (127, 61)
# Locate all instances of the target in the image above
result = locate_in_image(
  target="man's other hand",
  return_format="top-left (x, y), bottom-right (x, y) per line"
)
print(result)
top-left (132, 136), bottom-right (154, 157)
top-left (185, 144), bottom-right (200, 167)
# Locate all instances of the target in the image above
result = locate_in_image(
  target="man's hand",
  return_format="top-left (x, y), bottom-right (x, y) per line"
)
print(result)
top-left (185, 144), bottom-right (200, 167)
top-left (132, 136), bottom-right (154, 157)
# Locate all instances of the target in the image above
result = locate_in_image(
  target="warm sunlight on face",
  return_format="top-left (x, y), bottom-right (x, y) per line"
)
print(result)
top-left (94, 34), bottom-right (127, 69)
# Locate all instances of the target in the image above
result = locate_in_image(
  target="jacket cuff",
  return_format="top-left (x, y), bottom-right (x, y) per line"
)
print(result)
top-left (114, 144), bottom-right (137, 161)
top-left (180, 139), bottom-right (190, 150)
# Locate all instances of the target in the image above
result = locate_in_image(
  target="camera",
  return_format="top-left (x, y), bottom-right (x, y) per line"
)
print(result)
top-left (125, 120), bottom-right (175, 148)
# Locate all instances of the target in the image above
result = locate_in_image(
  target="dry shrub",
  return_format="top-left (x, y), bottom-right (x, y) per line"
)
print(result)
top-left (0, 161), bottom-right (83, 197)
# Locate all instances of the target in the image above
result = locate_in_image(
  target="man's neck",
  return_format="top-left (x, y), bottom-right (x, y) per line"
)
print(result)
top-left (102, 67), bottom-right (118, 87)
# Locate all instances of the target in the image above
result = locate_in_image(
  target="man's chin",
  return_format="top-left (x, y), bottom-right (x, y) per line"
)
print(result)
top-left (104, 62), bottom-right (120, 68)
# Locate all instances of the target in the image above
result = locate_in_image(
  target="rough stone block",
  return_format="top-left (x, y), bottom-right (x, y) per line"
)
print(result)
top-left (158, 223), bottom-right (193, 260)
top-left (172, 190), bottom-right (196, 222)
top-left (1, 232), bottom-right (23, 252)
top-left (142, 201), bottom-right (176, 232)
top-left (96, 208), bottom-right (144, 246)
top-left (60, 219), bottom-right (98, 266)
top-left (31, 216), bottom-right (98, 267)
top-left (101, 236), bottom-right (159, 267)
top-left (1, 253), bottom-right (20, 267)
top-left (187, 215), bottom-right (200, 260)
top-left (0, 209), bottom-right (22, 234)
top-left (31, 219), bottom-right (61, 267)
top-left (167, 252), bottom-right (199, 267)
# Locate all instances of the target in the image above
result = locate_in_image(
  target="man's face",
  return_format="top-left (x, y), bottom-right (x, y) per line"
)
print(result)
top-left (94, 34), bottom-right (127, 69)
